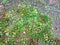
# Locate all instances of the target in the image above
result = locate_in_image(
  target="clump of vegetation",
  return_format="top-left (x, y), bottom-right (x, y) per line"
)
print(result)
top-left (0, 3), bottom-right (53, 45)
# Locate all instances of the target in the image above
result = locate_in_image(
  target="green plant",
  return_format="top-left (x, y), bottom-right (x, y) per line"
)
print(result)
top-left (1, 0), bottom-right (8, 4)
top-left (0, 3), bottom-right (53, 45)
top-left (0, 18), bottom-right (7, 30)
